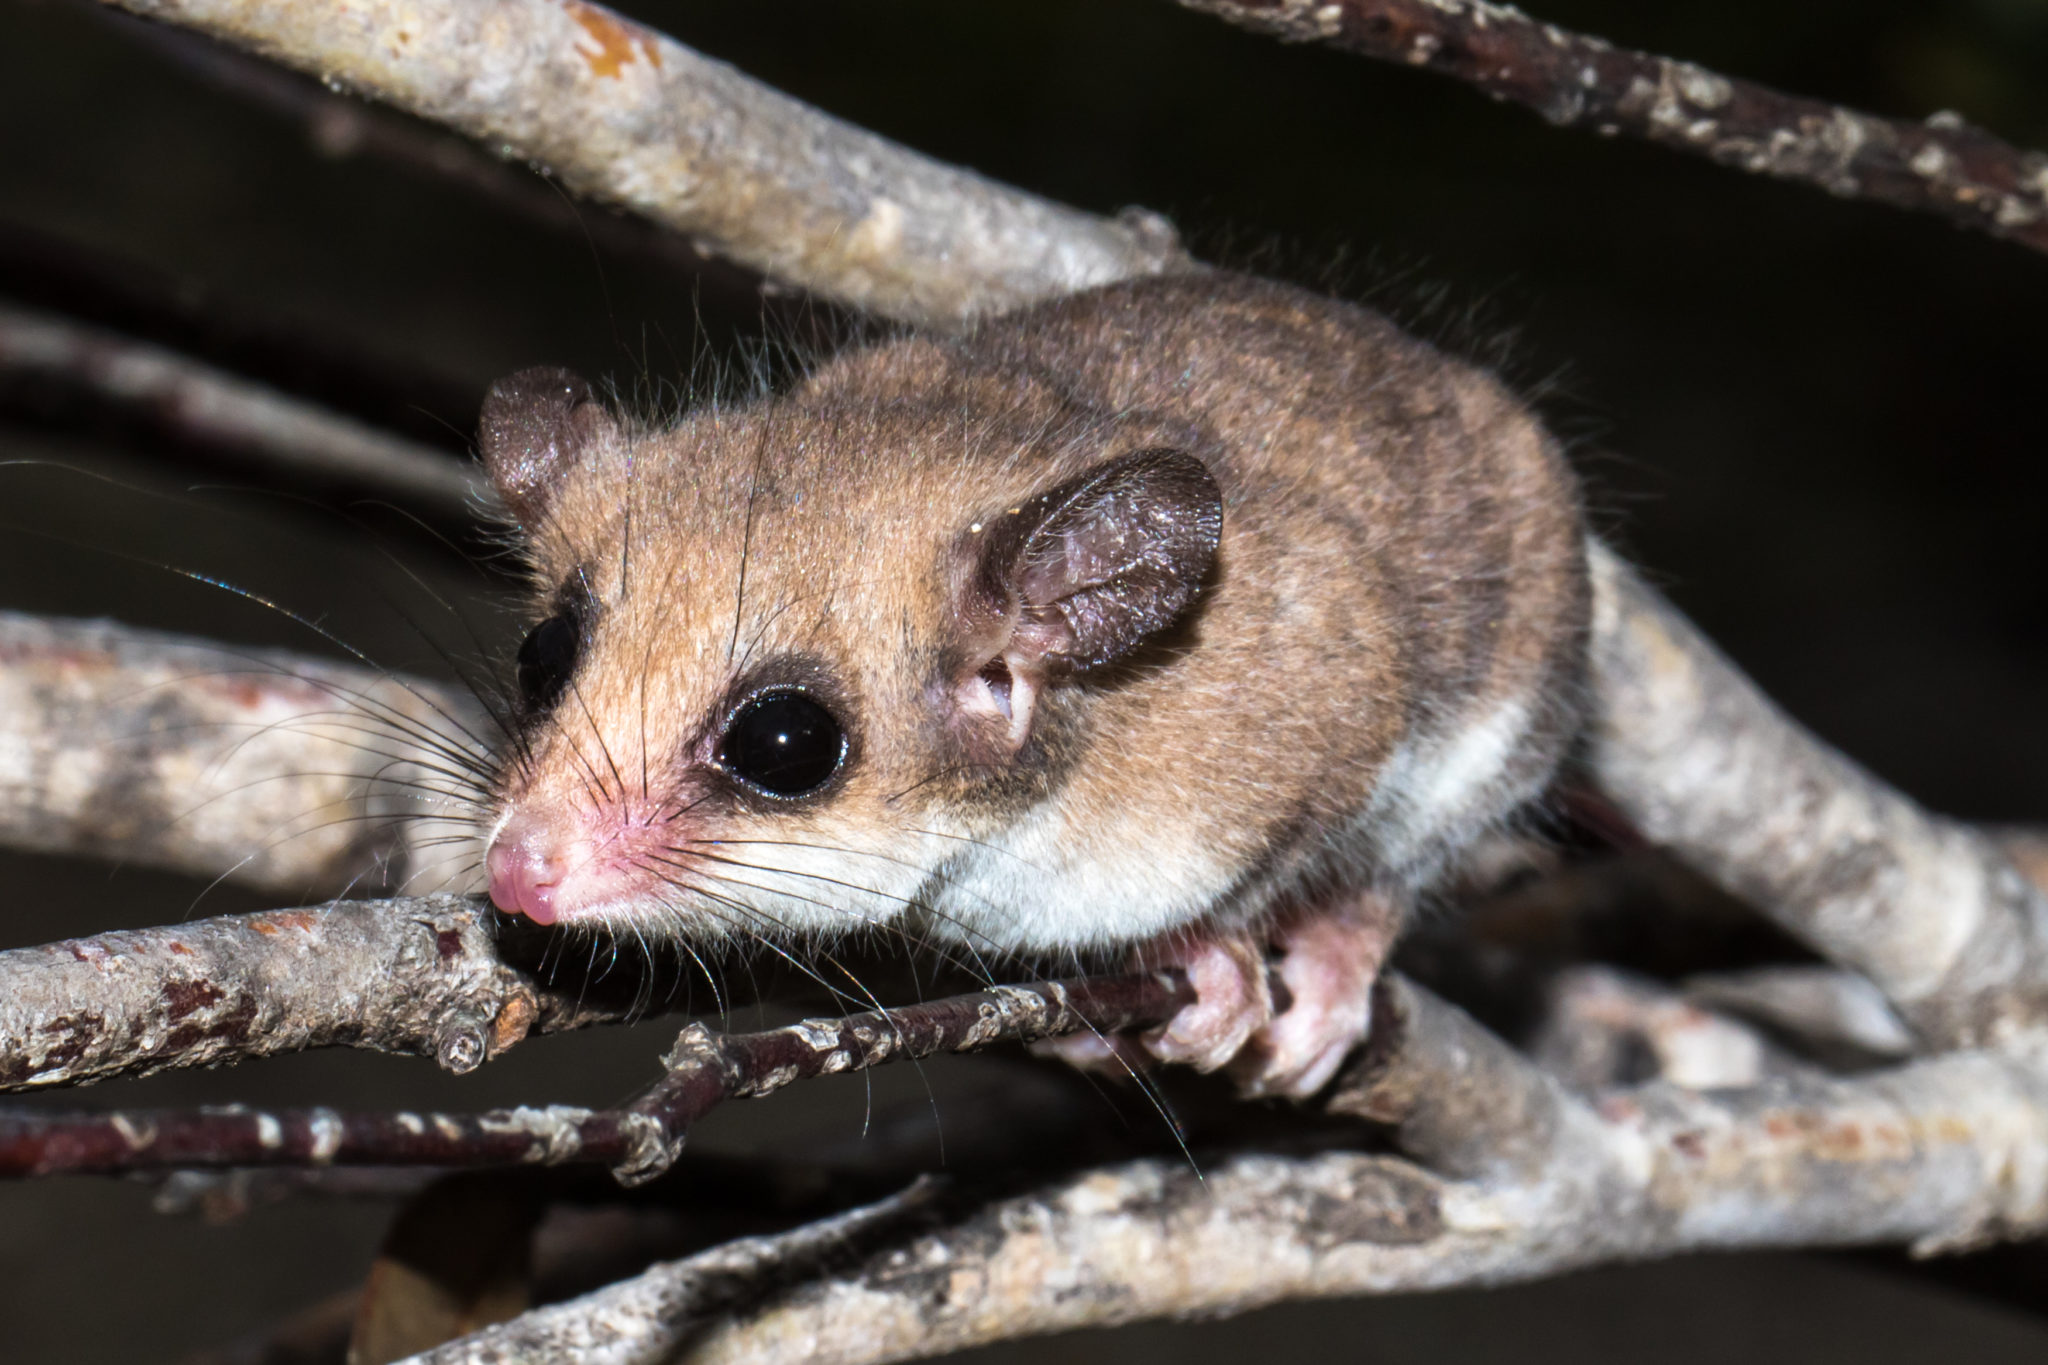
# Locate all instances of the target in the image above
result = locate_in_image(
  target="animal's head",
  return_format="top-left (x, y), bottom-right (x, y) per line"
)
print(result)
top-left (474, 357), bottom-right (1221, 955)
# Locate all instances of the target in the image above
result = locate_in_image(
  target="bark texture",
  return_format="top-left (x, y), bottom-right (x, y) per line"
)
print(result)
top-left (1586, 543), bottom-right (2048, 1050)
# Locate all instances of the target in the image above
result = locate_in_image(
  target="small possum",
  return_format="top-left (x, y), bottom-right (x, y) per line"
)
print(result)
top-left (477, 271), bottom-right (1587, 1098)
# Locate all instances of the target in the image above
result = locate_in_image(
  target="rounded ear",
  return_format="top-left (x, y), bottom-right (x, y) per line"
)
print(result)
top-left (978, 447), bottom-right (1224, 674)
top-left (477, 367), bottom-right (615, 528)
top-left (956, 447), bottom-right (1221, 750)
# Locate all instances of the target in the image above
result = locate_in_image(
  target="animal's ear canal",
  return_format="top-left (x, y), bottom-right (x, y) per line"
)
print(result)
top-left (981, 447), bottom-right (1224, 674)
top-left (477, 367), bottom-right (618, 528)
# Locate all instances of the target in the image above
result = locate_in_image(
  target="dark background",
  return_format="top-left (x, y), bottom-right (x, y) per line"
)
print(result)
top-left (1, 0), bottom-right (2045, 1360)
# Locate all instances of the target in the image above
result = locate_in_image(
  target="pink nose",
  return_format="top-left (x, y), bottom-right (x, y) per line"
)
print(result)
top-left (487, 815), bottom-right (571, 925)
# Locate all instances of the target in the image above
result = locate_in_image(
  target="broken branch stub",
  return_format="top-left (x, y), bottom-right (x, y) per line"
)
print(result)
top-left (0, 895), bottom-right (552, 1092)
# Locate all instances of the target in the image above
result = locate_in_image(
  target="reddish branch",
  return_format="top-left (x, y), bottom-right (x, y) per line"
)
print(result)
top-left (0, 969), bottom-right (1191, 1183)
top-left (1179, 0), bottom-right (2048, 256)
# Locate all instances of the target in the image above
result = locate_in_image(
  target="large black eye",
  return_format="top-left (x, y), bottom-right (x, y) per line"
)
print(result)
top-left (515, 613), bottom-right (580, 716)
top-left (718, 690), bottom-right (846, 798)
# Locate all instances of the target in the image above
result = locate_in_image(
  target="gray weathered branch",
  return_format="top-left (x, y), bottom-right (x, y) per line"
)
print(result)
top-left (0, 301), bottom-right (487, 517)
top-left (0, 967), bottom-right (1189, 1180)
top-left (94, 0), bottom-right (1188, 330)
top-left (0, 611), bottom-right (489, 898)
top-left (1585, 543), bottom-right (2048, 1050)
top-left (405, 1177), bottom-right (946, 1365)
top-left (15, 6), bottom-right (2048, 1361)
top-left (1177, 0), bottom-right (2048, 256)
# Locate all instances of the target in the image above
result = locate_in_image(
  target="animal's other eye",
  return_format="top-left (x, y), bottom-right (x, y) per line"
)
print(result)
top-left (516, 614), bottom-right (580, 716)
top-left (719, 690), bottom-right (846, 798)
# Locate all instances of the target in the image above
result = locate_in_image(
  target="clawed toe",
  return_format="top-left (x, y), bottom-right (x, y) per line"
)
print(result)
top-left (1128, 900), bottom-right (1394, 1099)
top-left (1141, 931), bottom-right (1272, 1072)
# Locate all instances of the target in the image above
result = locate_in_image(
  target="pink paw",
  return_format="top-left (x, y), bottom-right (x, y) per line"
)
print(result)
top-left (1231, 911), bottom-right (1390, 1097)
top-left (1141, 930), bottom-right (1273, 1072)
top-left (1139, 900), bottom-right (1395, 1099)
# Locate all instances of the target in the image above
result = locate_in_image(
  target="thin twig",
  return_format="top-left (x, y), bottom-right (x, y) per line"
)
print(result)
top-left (93, 0), bottom-right (1189, 329)
top-left (1176, 0), bottom-right (2048, 256)
top-left (0, 301), bottom-right (489, 516)
top-left (0, 969), bottom-right (1191, 1182)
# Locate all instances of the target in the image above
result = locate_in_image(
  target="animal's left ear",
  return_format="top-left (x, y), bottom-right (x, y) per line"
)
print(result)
top-left (958, 447), bottom-right (1222, 748)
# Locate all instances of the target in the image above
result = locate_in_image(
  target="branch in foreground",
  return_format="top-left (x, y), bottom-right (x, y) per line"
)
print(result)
top-left (1179, 0), bottom-right (2048, 256)
top-left (96, 0), bottom-right (1187, 329)
top-left (406, 977), bottom-right (2048, 1365)
top-left (0, 301), bottom-right (488, 518)
top-left (0, 969), bottom-right (1191, 1182)
top-left (0, 611), bottom-right (488, 898)
top-left (0, 895), bottom-right (565, 1091)
top-left (1585, 542), bottom-right (2048, 1049)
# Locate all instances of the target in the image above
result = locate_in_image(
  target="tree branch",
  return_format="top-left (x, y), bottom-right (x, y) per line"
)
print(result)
top-left (78, 3), bottom-right (757, 294)
top-left (0, 611), bottom-right (488, 898)
top-left (0, 965), bottom-right (1191, 1181)
top-left (0, 894), bottom-right (563, 1092)
top-left (402, 978), bottom-right (2048, 1365)
top-left (403, 1177), bottom-right (947, 1365)
top-left (1176, 0), bottom-right (2048, 256)
top-left (0, 301), bottom-right (488, 517)
top-left (1585, 542), bottom-right (2048, 1049)
top-left (93, 0), bottom-right (1188, 329)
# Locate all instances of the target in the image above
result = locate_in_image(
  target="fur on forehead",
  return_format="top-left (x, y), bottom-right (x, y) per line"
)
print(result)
top-left (519, 346), bottom-right (1189, 606)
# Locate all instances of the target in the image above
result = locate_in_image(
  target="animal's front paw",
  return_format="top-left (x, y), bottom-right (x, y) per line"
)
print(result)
top-left (1139, 929), bottom-right (1273, 1073)
top-left (1229, 908), bottom-right (1391, 1098)
top-left (1138, 898), bottom-right (1396, 1099)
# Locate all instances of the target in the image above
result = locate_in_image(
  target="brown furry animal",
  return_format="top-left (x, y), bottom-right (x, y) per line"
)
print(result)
top-left (478, 270), bottom-right (1587, 1096)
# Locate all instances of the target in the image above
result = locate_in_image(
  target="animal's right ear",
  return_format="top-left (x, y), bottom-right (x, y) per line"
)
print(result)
top-left (477, 367), bottom-right (616, 528)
